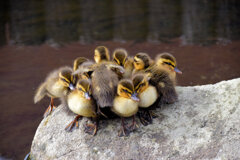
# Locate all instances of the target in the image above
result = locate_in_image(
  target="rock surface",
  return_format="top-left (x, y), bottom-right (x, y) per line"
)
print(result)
top-left (30, 79), bottom-right (240, 160)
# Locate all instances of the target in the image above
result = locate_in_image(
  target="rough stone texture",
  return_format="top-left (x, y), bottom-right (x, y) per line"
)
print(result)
top-left (30, 78), bottom-right (240, 160)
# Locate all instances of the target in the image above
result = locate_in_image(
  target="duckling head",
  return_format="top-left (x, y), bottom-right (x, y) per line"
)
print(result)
top-left (76, 79), bottom-right (92, 100)
top-left (133, 52), bottom-right (151, 70)
top-left (156, 52), bottom-right (182, 74)
top-left (94, 46), bottom-right (110, 63)
top-left (59, 69), bottom-right (75, 90)
top-left (132, 74), bottom-right (149, 94)
top-left (106, 64), bottom-right (125, 75)
top-left (124, 57), bottom-right (134, 69)
top-left (117, 79), bottom-right (139, 102)
top-left (113, 48), bottom-right (128, 66)
top-left (73, 57), bottom-right (88, 71)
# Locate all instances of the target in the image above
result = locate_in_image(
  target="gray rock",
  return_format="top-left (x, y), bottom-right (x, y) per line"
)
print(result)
top-left (30, 78), bottom-right (240, 160)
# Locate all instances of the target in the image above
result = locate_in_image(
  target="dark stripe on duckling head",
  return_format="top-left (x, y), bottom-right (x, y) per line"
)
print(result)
top-left (119, 79), bottom-right (134, 93)
top-left (77, 79), bottom-right (91, 92)
top-left (113, 48), bottom-right (128, 66)
top-left (157, 52), bottom-right (176, 65)
top-left (59, 69), bottom-right (73, 83)
top-left (132, 74), bottom-right (144, 89)
top-left (132, 74), bottom-right (148, 92)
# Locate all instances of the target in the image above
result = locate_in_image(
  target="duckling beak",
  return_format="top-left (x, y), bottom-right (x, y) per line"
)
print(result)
top-left (120, 68), bottom-right (125, 74)
top-left (174, 67), bottom-right (182, 74)
top-left (84, 92), bottom-right (91, 100)
top-left (69, 83), bottom-right (75, 90)
top-left (131, 92), bottom-right (139, 102)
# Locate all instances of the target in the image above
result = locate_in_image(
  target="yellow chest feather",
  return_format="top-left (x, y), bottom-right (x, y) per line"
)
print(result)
top-left (112, 97), bottom-right (138, 117)
top-left (48, 81), bottom-right (66, 98)
top-left (139, 85), bottom-right (158, 108)
top-left (67, 91), bottom-right (96, 117)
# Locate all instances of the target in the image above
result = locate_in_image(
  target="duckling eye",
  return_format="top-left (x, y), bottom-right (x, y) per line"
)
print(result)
top-left (164, 62), bottom-right (175, 67)
top-left (61, 78), bottom-right (68, 83)
top-left (122, 89), bottom-right (131, 94)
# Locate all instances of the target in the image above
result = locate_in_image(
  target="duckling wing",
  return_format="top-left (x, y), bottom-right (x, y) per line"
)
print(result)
top-left (91, 65), bottom-right (118, 108)
top-left (147, 67), bottom-right (178, 105)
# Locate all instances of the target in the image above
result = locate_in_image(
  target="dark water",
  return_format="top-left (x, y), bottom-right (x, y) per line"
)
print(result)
top-left (0, 0), bottom-right (239, 45)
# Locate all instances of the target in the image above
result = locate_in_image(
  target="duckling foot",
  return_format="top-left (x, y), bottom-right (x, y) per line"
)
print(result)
top-left (84, 123), bottom-right (97, 136)
top-left (138, 110), bottom-right (152, 126)
top-left (118, 118), bottom-right (130, 137)
top-left (127, 115), bottom-right (139, 132)
top-left (149, 110), bottom-right (158, 118)
top-left (118, 127), bottom-right (130, 137)
top-left (97, 105), bottom-right (108, 118)
top-left (65, 115), bottom-right (81, 132)
top-left (43, 105), bottom-right (56, 118)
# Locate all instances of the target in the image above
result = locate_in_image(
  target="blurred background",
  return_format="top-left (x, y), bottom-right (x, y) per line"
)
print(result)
top-left (0, 0), bottom-right (239, 159)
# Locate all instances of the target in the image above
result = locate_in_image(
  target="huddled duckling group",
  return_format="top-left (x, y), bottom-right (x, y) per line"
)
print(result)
top-left (34, 46), bottom-right (182, 137)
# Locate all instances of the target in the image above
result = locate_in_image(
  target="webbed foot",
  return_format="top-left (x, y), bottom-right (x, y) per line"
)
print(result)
top-left (118, 117), bottom-right (130, 137)
top-left (149, 110), bottom-right (158, 118)
top-left (43, 105), bottom-right (56, 118)
top-left (138, 110), bottom-right (152, 126)
top-left (97, 105), bottom-right (108, 118)
top-left (84, 123), bottom-right (97, 136)
top-left (127, 115), bottom-right (139, 132)
top-left (65, 115), bottom-right (81, 132)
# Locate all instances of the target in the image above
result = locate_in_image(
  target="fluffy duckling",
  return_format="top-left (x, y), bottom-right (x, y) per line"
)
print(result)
top-left (73, 60), bottom-right (95, 80)
top-left (155, 52), bottom-right (182, 85)
top-left (133, 52), bottom-right (153, 74)
top-left (113, 48), bottom-right (128, 66)
top-left (73, 57), bottom-right (89, 71)
top-left (113, 48), bottom-right (134, 78)
top-left (133, 74), bottom-right (158, 126)
top-left (112, 79), bottom-right (139, 136)
top-left (94, 46), bottom-right (110, 63)
top-left (133, 52), bottom-right (179, 105)
top-left (65, 79), bottom-right (98, 135)
top-left (34, 67), bottom-right (74, 117)
top-left (91, 63), bottom-right (121, 117)
top-left (94, 46), bottom-right (125, 79)
top-left (72, 57), bottom-right (89, 84)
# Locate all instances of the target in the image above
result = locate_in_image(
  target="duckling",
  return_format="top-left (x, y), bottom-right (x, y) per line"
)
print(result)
top-left (73, 57), bottom-right (89, 71)
top-left (112, 48), bottom-right (134, 78)
top-left (112, 79), bottom-right (139, 136)
top-left (133, 53), bottom-right (179, 105)
top-left (72, 57), bottom-right (89, 84)
top-left (155, 52), bottom-right (182, 85)
top-left (113, 48), bottom-right (128, 66)
top-left (132, 52), bottom-right (153, 75)
top-left (65, 79), bottom-right (98, 135)
top-left (34, 67), bottom-right (74, 117)
top-left (132, 74), bottom-right (158, 126)
top-left (91, 63), bottom-right (121, 117)
top-left (94, 46), bottom-right (110, 63)
top-left (73, 60), bottom-right (95, 80)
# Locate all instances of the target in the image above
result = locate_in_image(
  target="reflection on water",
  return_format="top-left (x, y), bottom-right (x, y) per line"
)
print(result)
top-left (0, 0), bottom-right (239, 45)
